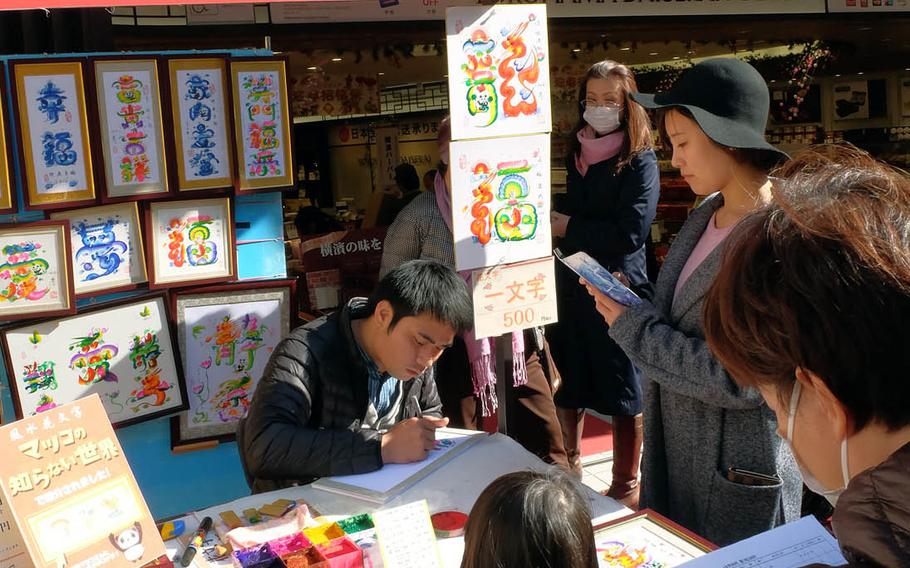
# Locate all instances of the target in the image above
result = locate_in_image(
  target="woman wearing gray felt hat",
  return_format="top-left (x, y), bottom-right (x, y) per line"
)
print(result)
top-left (582, 57), bottom-right (801, 546)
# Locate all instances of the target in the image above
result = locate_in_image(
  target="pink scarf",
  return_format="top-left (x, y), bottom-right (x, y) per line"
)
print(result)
top-left (574, 127), bottom-right (625, 177)
top-left (435, 172), bottom-right (527, 416)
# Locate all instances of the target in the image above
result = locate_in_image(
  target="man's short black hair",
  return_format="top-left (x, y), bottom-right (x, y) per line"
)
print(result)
top-left (367, 259), bottom-right (473, 334)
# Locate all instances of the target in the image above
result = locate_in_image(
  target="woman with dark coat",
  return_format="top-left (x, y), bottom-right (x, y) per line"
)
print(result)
top-left (548, 60), bottom-right (659, 507)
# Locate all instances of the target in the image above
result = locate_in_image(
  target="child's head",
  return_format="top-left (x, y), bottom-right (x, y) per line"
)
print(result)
top-left (461, 469), bottom-right (597, 568)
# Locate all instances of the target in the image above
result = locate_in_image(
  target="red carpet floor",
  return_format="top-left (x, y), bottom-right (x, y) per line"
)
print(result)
top-left (482, 410), bottom-right (614, 457)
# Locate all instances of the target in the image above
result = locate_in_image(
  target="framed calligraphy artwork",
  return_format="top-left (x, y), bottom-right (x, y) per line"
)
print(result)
top-left (167, 56), bottom-right (235, 192)
top-left (10, 60), bottom-right (96, 210)
top-left (445, 4), bottom-right (551, 140)
top-left (0, 293), bottom-right (187, 428)
top-left (145, 196), bottom-right (236, 288)
top-left (229, 57), bottom-right (295, 192)
top-left (449, 133), bottom-right (551, 272)
top-left (0, 64), bottom-right (16, 213)
top-left (593, 510), bottom-right (715, 568)
top-left (90, 58), bottom-right (170, 201)
top-left (169, 280), bottom-right (294, 450)
top-left (0, 221), bottom-right (75, 321)
top-left (50, 202), bottom-right (147, 297)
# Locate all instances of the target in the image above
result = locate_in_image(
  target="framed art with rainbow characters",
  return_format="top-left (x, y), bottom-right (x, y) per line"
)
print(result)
top-left (145, 196), bottom-right (235, 288)
top-left (445, 4), bottom-right (551, 141)
top-left (449, 133), bottom-right (551, 272)
top-left (169, 280), bottom-right (294, 450)
top-left (593, 509), bottom-right (715, 568)
top-left (50, 202), bottom-right (147, 297)
top-left (0, 221), bottom-right (75, 321)
top-left (0, 293), bottom-right (187, 428)
top-left (90, 57), bottom-right (171, 202)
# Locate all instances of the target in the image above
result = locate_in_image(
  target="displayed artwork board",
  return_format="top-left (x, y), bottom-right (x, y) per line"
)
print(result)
top-left (1, 294), bottom-right (186, 428)
top-left (449, 134), bottom-right (551, 271)
top-left (446, 4), bottom-right (551, 140)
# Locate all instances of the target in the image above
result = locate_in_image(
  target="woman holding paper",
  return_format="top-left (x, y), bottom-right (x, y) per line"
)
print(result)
top-left (703, 147), bottom-right (910, 565)
top-left (379, 118), bottom-right (568, 469)
top-left (583, 58), bottom-right (800, 545)
top-left (547, 60), bottom-right (659, 507)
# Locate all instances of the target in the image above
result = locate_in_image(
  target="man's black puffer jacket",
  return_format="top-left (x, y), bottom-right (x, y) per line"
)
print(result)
top-left (237, 298), bottom-right (443, 493)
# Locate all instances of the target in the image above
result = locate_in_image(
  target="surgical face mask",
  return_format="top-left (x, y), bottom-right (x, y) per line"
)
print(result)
top-left (785, 381), bottom-right (850, 506)
top-left (583, 105), bottom-right (622, 135)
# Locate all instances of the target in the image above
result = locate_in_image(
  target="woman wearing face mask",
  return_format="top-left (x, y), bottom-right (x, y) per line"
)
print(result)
top-left (547, 60), bottom-right (659, 507)
top-left (703, 146), bottom-right (910, 565)
top-left (582, 58), bottom-right (800, 545)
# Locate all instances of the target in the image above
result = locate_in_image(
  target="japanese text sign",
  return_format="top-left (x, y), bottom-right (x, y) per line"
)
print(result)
top-left (0, 395), bottom-right (165, 568)
top-left (471, 256), bottom-right (558, 339)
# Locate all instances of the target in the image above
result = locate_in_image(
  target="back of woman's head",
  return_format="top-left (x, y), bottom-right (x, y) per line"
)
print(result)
top-left (704, 145), bottom-right (910, 431)
top-left (461, 469), bottom-right (597, 568)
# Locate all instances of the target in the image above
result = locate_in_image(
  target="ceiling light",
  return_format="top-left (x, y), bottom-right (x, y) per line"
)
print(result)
top-left (378, 72), bottom-right (385, 76)
top-left (857, 71), bottom-right (864, 75)
top-left (331, 57), bottom-right (342, 62)
top-left (649, 52), bottom-right (659, 56)
top-left (857, 26), bottom-right (871, 31)
top-left (835, 74), bottom-right (841, 77)
top-left (769, 79), bottom-right (776, 83)
top-left (307, 66), bottom-right (317, 71)
top-left (672, 56), bottom-right (680, 60)
top-left (572, 48), bottom-right (581, 52)
top-left (620, 46), bottom-right (631, 51)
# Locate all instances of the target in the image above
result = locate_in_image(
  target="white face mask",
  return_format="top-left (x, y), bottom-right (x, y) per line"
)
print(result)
top-left (785, 381), bottom-right (850, 506)
top-left (583, 106), bottom-right (622, 135)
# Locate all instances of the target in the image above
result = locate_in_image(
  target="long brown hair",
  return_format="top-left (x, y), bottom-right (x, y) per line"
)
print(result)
top-left (569, 60), bottom-right (653, 172)
top-left (461, 469), bottom-right (598, 568)
top-left (703, 145), bottom-right (910, 430)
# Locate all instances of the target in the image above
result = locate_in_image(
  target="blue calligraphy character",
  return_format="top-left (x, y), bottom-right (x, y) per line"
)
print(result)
top-left (41, 132), bottom-right (78, 167)
top-left (190, 124), bottom-right (216, 149)
top-left (73, 220), bottom-right (128, 281)
top-left (189, 102), bottom-right (212, 122)
top-left (189, 149), bottom-right (219, 177)
top-left (36, 81), bottom-right (67, 124)
top-left (185, 74), bottom-right (212, 100)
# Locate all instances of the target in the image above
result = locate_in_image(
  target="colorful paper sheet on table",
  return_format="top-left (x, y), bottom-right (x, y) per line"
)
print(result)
top-left (0, 294), bottom-right (186, 427)
top-left (446, 4), bottom-right (551, 141)
top-left (372, 500), bottom-right (443, 568)
top-left (471, 256), bottom-right (557, 339)
top-left (449, 134), bottom-right (551, 272)
top-left (311, 428), bottom-right (486, 504)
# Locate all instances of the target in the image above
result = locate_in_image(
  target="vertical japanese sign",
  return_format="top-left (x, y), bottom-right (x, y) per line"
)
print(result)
top-left (471, 257), bottom-right (557, 339)
top-left (0, 395), bottom-right (165, 568)
top-left (374, 126), bottom-right (400, 189)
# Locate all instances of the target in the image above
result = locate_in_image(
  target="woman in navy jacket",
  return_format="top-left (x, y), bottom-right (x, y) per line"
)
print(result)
top-left (548, 60), bottom-right (659, 507)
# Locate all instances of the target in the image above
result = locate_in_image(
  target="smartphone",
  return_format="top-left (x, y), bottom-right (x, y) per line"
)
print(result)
top-left (726, 467), bottom-right (781, 487)
top-left (554, 248), bottom-right (642, 306)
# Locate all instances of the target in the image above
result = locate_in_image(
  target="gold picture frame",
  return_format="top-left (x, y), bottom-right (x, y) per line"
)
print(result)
top-left (167, 56), bottom-right (235, 192)
top-left (0, 64), bottom-right (16, 213)
top-left (229, 57), bottom-right (295, 193)
top-left (10, 60), bottom-right (96, 211)
top-left (593, 509), bottom-right (715, 567)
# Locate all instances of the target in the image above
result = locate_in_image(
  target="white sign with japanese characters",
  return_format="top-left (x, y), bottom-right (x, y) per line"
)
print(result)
top-left (471, 256), bottom-right (558, 339)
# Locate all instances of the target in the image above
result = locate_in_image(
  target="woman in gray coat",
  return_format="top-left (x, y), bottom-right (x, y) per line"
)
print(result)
top-left (583, 59), bottom-right (802, 546)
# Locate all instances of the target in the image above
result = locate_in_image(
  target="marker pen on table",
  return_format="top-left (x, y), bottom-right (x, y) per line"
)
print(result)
top-left (180, 516), bottom-right (212, 567)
